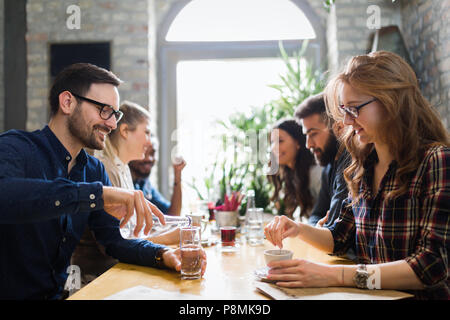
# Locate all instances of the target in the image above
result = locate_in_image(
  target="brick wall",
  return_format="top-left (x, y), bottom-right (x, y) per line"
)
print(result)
top-left (331, 0), bottom-right (401, 73)
top-left (25, 0), bottom-right (150, 131)
top-left (3, 0), bottom-right (448, 132)
top-left (401, 0), bottom-right (450, 129)
top-left (328, 0), bottom-right (449, 129)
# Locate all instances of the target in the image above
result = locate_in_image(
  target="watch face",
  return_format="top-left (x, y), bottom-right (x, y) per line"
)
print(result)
top-left (355, 270), bottom-right (369, 288)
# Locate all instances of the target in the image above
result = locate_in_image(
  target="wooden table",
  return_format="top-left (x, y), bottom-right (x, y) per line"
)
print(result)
top-left (68, 229), bottom-right (412, 300)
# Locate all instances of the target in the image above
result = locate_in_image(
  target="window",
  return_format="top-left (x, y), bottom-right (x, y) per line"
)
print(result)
top-left (156, 0), bottom-right (323, 207)
top-left (166, 0), bottom-right (316, 42)
top-left (176, 58), bottom-right (299, 203)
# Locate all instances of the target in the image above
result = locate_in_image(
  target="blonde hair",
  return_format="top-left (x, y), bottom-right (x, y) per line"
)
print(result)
top-left (108, 100), bottom-right (151, 148)
top-left (325, 51), bottom-right (449, 202)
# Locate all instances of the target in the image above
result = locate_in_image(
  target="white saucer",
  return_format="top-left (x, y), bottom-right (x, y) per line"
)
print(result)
top-left (253, 267), bottom-right (277, 283)
top-left (201, 238), bottom-right (218, 247)
top-left (217, 243), bottom-right (240, 253)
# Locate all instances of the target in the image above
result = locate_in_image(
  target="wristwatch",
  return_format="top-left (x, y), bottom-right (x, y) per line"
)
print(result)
top-left (353, 264), bottom-right (369, 289)
top-left (155, 247), bottom-right (170, 269)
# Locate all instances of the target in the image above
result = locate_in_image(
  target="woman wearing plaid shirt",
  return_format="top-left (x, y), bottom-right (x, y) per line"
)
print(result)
top-left (264, 51), bottom-right (449, 299)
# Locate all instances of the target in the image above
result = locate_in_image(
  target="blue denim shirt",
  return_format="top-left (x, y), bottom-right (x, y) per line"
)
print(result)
top-left (0, 126), bottom-right (166, 299)
top-left (134, 178), bottom-right (170, 215)
top-left (308, 149), bottom-right (350, 228)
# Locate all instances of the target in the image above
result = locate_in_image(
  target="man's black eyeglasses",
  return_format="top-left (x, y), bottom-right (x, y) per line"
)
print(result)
top-left (339, 98), bottom-right (377, 119)
top-left (71, 92), bottom-right (123, 122)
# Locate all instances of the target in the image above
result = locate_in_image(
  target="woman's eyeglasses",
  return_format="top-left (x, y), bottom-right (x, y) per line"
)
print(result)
top-left (71, 92), bottom-right (123, 122)
top-left (339, 98), bottom-right (376, 118)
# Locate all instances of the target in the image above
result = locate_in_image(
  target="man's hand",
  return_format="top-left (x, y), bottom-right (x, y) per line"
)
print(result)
top-left (102, 186), bottom-right (165, 237)
top-left (172, 157), bottom-right (186, 179)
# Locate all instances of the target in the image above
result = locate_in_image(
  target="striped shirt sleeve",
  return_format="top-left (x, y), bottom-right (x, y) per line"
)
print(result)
top-left (328, 197), bottom-right (357, 256)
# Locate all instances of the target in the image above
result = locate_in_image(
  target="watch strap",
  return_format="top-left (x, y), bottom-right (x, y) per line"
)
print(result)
top-left (155, 247), bottom-right (170, 269)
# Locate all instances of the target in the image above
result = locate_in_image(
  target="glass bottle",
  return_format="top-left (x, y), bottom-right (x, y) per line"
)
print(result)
top-left (242, 190), bottom-right (255, 235)
top-left (120, 213), bottom-right (192, 240)
top-left (244, 190), bottom-right (264, 245)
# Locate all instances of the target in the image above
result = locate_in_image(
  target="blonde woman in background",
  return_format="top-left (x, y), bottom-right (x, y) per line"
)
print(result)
top-left (72, 101), bottom-right (180, 285)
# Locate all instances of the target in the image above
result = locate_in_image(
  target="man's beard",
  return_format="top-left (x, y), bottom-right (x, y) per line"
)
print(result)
top-left (129, 161), bottom-right (153, 180)
top-left (67, 105), bottom-right (107, 150)
top-left (312, 132), bottom-right (338, 167)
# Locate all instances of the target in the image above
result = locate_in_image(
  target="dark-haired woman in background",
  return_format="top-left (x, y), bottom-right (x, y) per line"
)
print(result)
top-left (268, 118), bottom-right (321, 220)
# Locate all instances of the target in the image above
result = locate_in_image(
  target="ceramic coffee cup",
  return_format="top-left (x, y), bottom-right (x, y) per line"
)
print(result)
top-left (264, 249), bottom-right (293, 265)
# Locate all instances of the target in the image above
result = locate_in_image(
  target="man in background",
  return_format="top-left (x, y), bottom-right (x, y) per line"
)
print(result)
top-left (294, 93), bottom-right (350, 230)
top-left (129, 136), bottom-right (186, 216)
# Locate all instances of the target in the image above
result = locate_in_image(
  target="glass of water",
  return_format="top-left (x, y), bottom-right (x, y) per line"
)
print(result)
top-left (245, 208), bottom-right (264, 246)
top-left (180, 226), bottom-right (202, 280)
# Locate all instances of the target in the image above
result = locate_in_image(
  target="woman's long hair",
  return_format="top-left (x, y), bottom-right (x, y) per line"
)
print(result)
top-left (324, 51), bottom-right (450, 203)
top-left (267, 118), bottom-right (316, 218)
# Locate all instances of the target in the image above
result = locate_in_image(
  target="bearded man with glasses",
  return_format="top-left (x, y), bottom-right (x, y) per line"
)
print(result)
top-left (0, 63), bottom-right (205, 300)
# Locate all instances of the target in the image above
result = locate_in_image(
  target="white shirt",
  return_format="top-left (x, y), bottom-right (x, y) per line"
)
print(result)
top-left (94, 138), bottom-right (134, 190)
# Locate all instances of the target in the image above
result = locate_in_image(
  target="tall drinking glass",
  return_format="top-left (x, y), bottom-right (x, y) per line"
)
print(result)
top-left (180, 226), bottom-right (202, 280)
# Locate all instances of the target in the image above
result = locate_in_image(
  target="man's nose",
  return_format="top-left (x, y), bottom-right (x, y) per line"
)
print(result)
top-left (105, 116), bottom-right (117, 130)
top-left (306, 136), bottom-right (314, 149)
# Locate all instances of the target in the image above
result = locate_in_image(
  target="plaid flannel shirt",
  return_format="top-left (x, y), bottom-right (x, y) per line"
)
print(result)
top-left (329, 145), bottom-right (450, 300)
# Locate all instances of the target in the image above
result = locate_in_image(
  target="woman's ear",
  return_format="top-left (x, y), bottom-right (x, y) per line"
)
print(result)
top-left (119, 123), bottom-right (129, 139)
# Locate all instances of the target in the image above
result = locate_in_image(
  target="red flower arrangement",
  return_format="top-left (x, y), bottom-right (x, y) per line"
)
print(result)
top-left (214, 191), bottom-right (243, 212)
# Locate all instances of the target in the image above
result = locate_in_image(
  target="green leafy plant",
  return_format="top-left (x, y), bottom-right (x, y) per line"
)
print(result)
top-left (323, 0), bottom-right (335, 12)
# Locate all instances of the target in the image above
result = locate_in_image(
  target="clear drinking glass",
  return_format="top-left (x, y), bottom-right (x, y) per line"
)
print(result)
top-left (180, 226), bottom-right (202, 280)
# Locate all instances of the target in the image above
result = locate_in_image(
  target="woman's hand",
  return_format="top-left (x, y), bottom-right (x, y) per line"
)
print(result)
top-left (266, 259), bottom-right (341, 288)
top-left (147, 227), bottom-right (180, 245)
top-left (315, 210), bottom-right (330, 228)
top-left (264, 215), bottom-right (301, 248)
top-left (163, 247), bottom-right (207, 276)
